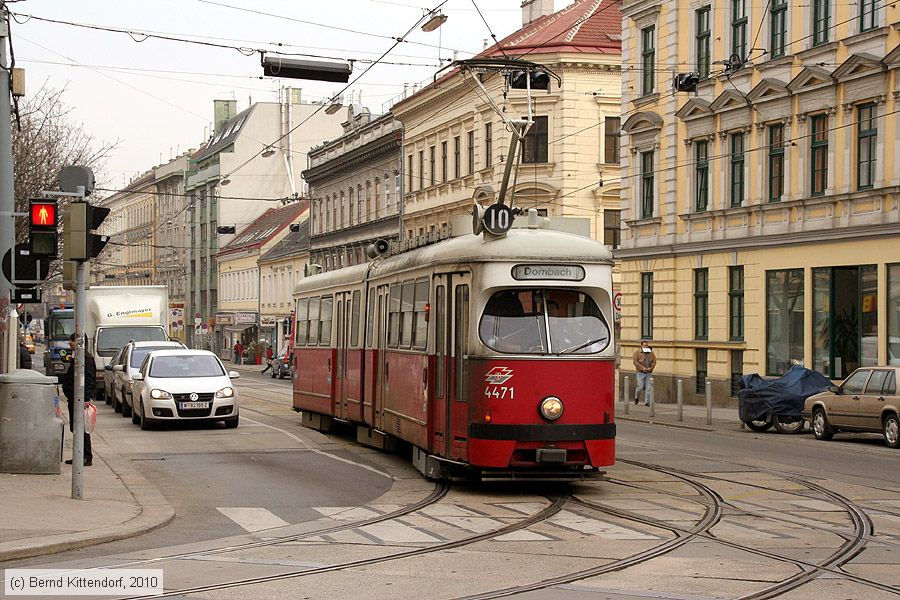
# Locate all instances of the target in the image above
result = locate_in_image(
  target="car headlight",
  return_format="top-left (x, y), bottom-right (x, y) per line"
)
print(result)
top-left (150, 389), bottom-right (172, 399)
top-left (539, 396), bottom-right (564, 421)
top-left (215, 387), bottom-right (234, 399)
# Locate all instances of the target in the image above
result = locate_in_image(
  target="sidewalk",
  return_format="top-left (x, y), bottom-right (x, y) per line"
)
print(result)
top-left (0, 420), bottom-right (174, 563)
top-left (616, 398), bottom-right (747, 433)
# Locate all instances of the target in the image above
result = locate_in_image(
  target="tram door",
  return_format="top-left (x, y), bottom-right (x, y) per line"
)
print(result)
top-left (374, 284), bottom-right (390, 432)
top-left (449, 274), bottom-right (471, 461)
top-left (334, 293), bottom-right (349, 420)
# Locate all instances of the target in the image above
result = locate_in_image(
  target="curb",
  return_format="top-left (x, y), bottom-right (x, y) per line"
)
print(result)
top-left (0, 441), bottom-right (175, 562)
top-left (617, 415), bottom-right (718, 432)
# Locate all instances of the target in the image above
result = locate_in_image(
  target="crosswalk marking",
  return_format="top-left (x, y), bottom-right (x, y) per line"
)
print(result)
top-left (217, 507), bottom-right (290, 532)
top-left (549, 510), bottom-right (658, 540)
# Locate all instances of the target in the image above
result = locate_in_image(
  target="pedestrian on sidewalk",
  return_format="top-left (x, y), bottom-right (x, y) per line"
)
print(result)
top-left (234, 340), bottom-right (243, 365)
top-left (261, 345), bottom-right (274, 374)
top-left (632, 340), bottom-right (657, 407)
top-left (18, 336), bottom-right (32, 370)
top-left (62, 333), bottom-right (94, 466)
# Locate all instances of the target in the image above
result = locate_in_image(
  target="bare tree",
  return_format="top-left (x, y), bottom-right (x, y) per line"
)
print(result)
top-left (11, 83), bottom-right (118, 278)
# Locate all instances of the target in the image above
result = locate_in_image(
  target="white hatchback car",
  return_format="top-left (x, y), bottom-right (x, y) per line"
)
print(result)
top-left (131, 349), bottom-right (240, 430)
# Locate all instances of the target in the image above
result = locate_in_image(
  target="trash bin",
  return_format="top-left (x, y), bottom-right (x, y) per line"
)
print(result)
top-left (0, 369), bottom-right (64, 474)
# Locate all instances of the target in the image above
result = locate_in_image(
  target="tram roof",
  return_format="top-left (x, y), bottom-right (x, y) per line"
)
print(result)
top-left (295, 229), bottom-right (613, 294)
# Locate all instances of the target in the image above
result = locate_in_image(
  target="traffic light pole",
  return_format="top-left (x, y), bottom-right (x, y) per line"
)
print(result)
top-left (72, 259), bottom-right (86, 499)
top-left (0, 11), bottom-right (17, 373)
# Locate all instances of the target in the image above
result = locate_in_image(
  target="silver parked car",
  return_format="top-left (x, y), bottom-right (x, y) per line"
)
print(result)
top-left (131, 349), bottom-right (240, 430)
top-left (802, 366), bottom-right (900, 448)
top-left (110, 340), bottom-right (186, 419)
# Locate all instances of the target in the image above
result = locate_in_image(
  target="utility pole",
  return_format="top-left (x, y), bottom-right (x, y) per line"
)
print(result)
top-left (0, 5), bottom-right (17, 373)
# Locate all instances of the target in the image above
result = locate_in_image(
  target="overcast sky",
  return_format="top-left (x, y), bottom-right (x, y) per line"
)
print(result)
top-left (11, 0), bottom-right (533, 189)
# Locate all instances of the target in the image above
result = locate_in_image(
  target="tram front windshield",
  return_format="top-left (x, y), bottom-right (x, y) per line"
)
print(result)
top-left (479, 289), bottom-right (610, 355)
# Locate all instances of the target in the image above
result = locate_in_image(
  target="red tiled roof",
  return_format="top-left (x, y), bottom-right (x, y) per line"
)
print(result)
top-left (483, 0), bottom-right (622, 57)
top-left (217, 200), bottom-right (308, 256)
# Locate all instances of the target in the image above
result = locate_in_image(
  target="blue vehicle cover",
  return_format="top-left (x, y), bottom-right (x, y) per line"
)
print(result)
top-left (738, 366), bottom-right (833, 422)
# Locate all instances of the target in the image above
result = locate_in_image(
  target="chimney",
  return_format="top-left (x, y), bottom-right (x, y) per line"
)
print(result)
top-left (213, 99), bottom-right (237, 135)
top-left (521, 0), bottom-right (555, 26)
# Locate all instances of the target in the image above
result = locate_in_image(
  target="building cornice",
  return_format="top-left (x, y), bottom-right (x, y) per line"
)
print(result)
top-left (303, 133), bottom-right (402, 184)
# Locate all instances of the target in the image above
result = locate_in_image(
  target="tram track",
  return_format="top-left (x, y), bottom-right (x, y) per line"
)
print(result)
top-left (117, 489), bottom-right (572, 600)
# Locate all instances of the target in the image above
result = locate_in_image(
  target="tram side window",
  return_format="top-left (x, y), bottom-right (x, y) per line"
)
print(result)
top-left (400, 281), bottom-right (415, 348)
top-left (320, 296), bottom-right (333, 345)
top-left (308, 297), bottom-right (321, 345)
top-left (388, 284), bottom-right (401, 348)
top-left (295, 298), bottom-right (309, 346)
top-left (351, 290), bottom-right (361, 347)
top-left (413, 278), bottom-right (429, 350)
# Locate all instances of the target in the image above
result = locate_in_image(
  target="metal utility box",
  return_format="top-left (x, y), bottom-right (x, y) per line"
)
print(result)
top-left (0, 369), bottom-right (64, 474)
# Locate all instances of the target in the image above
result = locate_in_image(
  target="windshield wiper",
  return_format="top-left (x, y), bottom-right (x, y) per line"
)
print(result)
top-left (558, 337), bottom-right (607, 356)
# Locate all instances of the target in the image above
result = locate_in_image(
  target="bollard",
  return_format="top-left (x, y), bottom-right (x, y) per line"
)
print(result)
top-left (677, 378), bottom-right (683, 422)
top-left (705, 380), bottom-right (713, 425)
top-left (648, 376), bottom-right (655, 417)
top-left (623, 375), bottom-right (630, 416)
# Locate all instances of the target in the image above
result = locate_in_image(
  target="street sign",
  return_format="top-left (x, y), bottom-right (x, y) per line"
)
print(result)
top-left (18, 311), bottom-right (33, 325)
top-left (2, 244), bottom-right (51, 284)
top-left (482, 203), bottom-right (514, 236)
top-left (13, 288), bottom-right (41, 303)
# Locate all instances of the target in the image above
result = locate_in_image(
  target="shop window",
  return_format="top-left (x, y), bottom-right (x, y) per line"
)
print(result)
top-left (696, 348), bottom-right (708, 394)
top-left (766, 269), bottom-right (804, 376)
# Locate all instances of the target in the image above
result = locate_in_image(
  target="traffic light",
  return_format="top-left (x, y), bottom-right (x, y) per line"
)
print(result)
top-left (507, 69), bottom-right (551, 92)
top-left (29, 199), bottom-right (58, 258)
top-left (63, 201), bottom-right (110, 261)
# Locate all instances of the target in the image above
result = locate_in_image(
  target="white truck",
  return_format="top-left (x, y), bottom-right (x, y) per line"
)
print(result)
top-left (84, 285), bottom-right (170, 401)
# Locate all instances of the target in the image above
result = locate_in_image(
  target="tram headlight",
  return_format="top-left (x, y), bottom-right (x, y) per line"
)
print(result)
top-left (539, 396), bottom-right (564, 421)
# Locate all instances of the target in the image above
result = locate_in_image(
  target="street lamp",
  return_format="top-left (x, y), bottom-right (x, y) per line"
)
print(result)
top-left (421, 10), bottom-right (448, 32)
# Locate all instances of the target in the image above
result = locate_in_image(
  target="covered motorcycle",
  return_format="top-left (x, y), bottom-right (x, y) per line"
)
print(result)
top-left (738, 366), bottom-right (833, 433)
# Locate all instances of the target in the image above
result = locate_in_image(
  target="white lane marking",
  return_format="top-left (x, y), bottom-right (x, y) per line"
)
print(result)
top-left (311, 507), bottom-right (441, 543)
top-left (241, 415), bottom-right (393, 480)
top-left (549, 510), bottom-right (658, 540)
top-left (314, 505), bottom-right (552, 542)
top-left (217, 507), bottom-right (290, 532)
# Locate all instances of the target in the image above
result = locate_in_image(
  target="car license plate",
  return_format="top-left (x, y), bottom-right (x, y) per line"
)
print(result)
top-left (180, 401), bottom-right (209, 409)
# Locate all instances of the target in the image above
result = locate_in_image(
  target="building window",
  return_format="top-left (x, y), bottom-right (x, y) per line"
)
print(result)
top-left (640, 151), bottom-right (654, 219)
top-left (484, 122), bottom-right (493, 168)
top-left (813, 0), bottom-right (830, 45)
top-left (695, 140), bottom-right (708, 212)
top-left (731, 350), bottom-right (743, 397)
top-left (641, 26), bottom-right (655, 95)
top-left (768, 124), bottom-right (784, 202)
top-left (603, 210), bottom-right (620, 249)
top-left (732, 0), bottom-right (747, 61)
top-left (860, 0), bottom-right (878, 31)
top-left (418, 150), bottom-right (424, 190)
top-left (696, 6), bottom-right (711, 79)
top-left (521, 115), bottom-right (548, 163)
top-left (429, 145), bottom-right (435, 186)
top-left (441, 141), bottom-right (447, 182)
top-left (730, 132), bottom-right (744, 207)
top-left (810, 114), bottom-right (828, 196)
top-left (641, 272), bottom-right (653, 339)
top-left (453, 136), bottom-right (460, 178)
top-left (766, 269), bottom-right (804, 376)
top-left (729, 266), bottom-right (744, 341)
top-left (467, 131), bottom-right (475, 174)
top-left (694, 268), bottom-right (708, 340)
top-left (770, 0), bottom-right (787, 57)
top-left (889, 264), bottom-right (900, 369)
top-left (407, 154), bottom-right (413, 193)
top-left (604, 117), bottom-right (620, 164)
top-left (858, 103), bottom-right (876, 190)
top-left (696, 348), bottom-right (708, 394)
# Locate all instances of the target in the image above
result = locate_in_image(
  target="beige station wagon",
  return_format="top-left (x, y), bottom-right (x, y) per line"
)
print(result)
top-left (802, 367), bottom-right (900, 449)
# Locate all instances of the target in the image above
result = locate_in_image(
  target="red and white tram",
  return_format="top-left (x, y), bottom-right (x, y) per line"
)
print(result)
top-left (291, 216), bottom-right (616, 479)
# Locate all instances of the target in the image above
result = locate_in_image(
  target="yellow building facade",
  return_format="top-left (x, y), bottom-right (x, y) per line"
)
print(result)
top-left (619, 0), bottom-right (900, 403)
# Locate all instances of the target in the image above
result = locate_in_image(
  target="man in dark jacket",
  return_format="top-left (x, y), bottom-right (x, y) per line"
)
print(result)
top-left (61, 333), bottom-right (94, 466)
top-left (18, 337), bottom-right (32, 370)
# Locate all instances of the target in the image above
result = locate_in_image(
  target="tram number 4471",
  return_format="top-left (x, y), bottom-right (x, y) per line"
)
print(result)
top-left (484, 386), bottom-right (515, 399)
